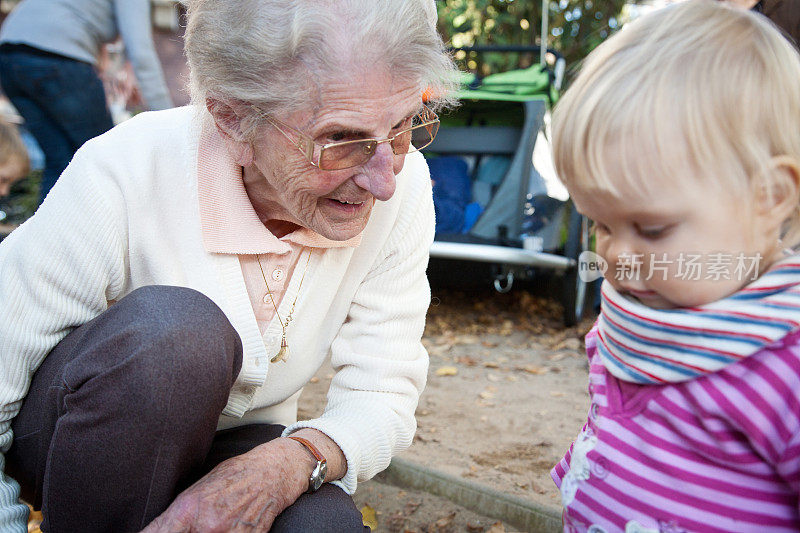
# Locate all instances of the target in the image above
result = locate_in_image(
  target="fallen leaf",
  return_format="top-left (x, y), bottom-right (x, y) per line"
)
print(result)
top-left (403, 500), bottom-right (422, 515)
top-left (506, 375), bottom-right (519, 382)
top-left (435, 366), bottom-right (458, 376)
top-left (481, 341), bottom-right (499, 348)
top-left (434, 511), bottom-right (457, 528)
top-left (467, 523), bottom-right (485, 533)
top-left (386, 510), bottom-right (406, 531)
top-left (520, 364), bottom-right (548, 375)
top-left (454, 334), bottom-right (480, 345)
top-left (550, 391), bottom-right (565, 397)
top-left (27, 509), bottom-right (42, 533)
top-left (326, 373), bottom-right (334, 380)
top-left (483, 361), bottom-right (500, 368)
top-left (360, 504), bottom-right (378, 530)
top-left (309, 376), bottom-right (320, 383)
top-left (455, 355), bottom-right (478, 366)
top-left (487, 520), bottom-right (506, 532)
top-left (479, 390), bottom-right (495, 400)
top-left (428, 344), bottom-right (454, 357)
top-left (553, 337), bottom-right (582, 351)
top-left (487, 373), bottom-right (502, 382)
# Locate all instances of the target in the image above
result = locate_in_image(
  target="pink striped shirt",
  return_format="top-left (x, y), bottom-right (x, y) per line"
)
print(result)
top-left (552, 326), bottom-right (800, 532)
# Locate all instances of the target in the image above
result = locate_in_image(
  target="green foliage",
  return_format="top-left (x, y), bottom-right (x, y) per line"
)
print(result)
top-left (437, 0), bottom-right (633, 84)
top-left (0, 170), bottom-right (40, 225)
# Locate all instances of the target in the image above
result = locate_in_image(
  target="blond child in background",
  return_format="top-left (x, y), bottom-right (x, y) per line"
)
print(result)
top-left (0, 119), bottom-right (28, 198)
top-left (550, 1), bottom-right (800, 530)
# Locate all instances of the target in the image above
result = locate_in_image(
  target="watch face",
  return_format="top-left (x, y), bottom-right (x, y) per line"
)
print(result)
top-left (311, 461), bottom-right (327, 491)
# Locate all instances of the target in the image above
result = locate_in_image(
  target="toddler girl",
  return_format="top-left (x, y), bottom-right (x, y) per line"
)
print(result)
top-left (551, 1), bottom-right (800, 531)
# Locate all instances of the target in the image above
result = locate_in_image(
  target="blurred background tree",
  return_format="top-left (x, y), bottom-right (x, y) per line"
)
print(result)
top-left (436, 0), bottom-right (638, 84)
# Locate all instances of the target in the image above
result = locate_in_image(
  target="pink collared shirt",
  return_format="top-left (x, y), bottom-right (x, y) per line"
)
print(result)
top-left (196, 124), bottom-right (361, 334)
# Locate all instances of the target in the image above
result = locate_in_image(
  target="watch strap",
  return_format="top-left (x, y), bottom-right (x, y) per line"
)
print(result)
top-left (288, 435), bottom-right (327, 492)
top-left (288, 436), bottom-right (325, 463)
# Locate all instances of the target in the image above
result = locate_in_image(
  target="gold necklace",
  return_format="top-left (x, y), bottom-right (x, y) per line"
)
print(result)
top-left (256, 247), bottom-right (314, 363)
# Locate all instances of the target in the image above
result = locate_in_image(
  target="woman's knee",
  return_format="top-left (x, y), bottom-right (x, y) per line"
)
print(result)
top-left (111, 285), bottom-right (242, 378)
top-left (61, 286), bottom-right (242, 416)
top-left (271, 484), bottom-right (367, 533)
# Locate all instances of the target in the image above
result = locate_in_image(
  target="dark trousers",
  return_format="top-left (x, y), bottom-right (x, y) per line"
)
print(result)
top-left (5, 285), bottom-right (366, 532)
top-left (0, 45), bottom-right (114, 204)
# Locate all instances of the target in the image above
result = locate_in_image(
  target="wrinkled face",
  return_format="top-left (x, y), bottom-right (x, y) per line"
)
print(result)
top-left (245, 67), bottom-right (423, 241)
top-left (0, 156), bottom-right (25, 197)
top-left (570, 163), bottom-right (780, 309)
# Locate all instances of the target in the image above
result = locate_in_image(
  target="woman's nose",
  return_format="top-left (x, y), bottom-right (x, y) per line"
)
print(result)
top-left (355, 142), bottom-right (397, 202)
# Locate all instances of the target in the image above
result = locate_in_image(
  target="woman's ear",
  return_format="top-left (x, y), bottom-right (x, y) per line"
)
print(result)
top-left (206, 98), bottom-right (254, 167)
top-left (755, 155), bottom-right (800, 233)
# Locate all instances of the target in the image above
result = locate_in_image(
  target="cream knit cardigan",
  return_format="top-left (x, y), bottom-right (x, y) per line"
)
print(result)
top-left (0, 106), bottom-right (434, 531)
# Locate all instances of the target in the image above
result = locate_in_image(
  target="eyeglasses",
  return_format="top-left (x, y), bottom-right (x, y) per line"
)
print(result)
top-left (264, 105), bottom-right (440, 171)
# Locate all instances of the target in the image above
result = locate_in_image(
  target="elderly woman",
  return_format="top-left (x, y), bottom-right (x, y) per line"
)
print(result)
top-left (0, 0), bottom-right (455, 531)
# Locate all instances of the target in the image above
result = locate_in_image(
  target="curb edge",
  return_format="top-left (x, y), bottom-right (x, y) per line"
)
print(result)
top-left (374, 457), bottom-right (562, 532)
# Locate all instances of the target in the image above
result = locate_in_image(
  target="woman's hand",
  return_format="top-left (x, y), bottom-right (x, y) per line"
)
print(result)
top-left (141, 436), bottom-right (314, 532)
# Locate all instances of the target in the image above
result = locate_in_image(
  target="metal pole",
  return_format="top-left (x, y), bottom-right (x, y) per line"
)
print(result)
top-left (540, 0), bottom-right (549, 66)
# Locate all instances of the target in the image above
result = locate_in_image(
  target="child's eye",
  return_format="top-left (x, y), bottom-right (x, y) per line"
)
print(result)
top-left (637, 224), bottom-right (672, 239)
top-left (589, 221), bottom-right (609, 236)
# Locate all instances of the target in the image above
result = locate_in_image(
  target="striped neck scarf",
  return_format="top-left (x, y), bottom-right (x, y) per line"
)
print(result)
top-left (597, 255), bottom-right (800, 384)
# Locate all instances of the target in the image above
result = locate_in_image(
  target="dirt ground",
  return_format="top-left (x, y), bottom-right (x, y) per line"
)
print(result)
top-left (299, 280), bottom-right (597, 532)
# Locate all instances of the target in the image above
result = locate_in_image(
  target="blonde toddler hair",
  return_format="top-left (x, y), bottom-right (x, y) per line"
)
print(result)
top-left (552, 0), bottom-right (800, 246)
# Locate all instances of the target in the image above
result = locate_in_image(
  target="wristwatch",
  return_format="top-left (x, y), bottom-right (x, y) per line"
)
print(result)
top-left (288, 436), bottom-right (328, 493)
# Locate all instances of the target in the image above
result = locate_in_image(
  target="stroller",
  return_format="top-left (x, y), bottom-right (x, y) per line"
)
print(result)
top-left (422, 47), bottom-right (591, 326)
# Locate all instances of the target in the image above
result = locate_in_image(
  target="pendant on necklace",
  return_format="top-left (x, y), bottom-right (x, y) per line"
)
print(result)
top-left (271, 335), bottom-right (288, 363)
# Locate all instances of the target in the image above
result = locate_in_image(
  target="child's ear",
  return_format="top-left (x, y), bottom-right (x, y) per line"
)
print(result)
top-left (755, 156), bottom-right (800, 232)
top-left (205, 97), bottom-right (254, 167)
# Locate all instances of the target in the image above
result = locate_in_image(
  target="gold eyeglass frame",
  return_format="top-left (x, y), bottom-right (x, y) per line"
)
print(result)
top-left (263, 104), bottom-right (440, 171)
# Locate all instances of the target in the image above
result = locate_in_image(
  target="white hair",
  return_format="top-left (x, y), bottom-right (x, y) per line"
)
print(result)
top-left (552, 0), bottom-right (800, 244)
top-left (184, 0), bottom-right (457, 138)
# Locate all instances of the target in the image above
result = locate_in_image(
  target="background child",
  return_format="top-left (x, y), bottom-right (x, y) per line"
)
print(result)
top-left (550, 1), bottom-right (800, 530)
top-left (0, 119), bottom-right (28, 198)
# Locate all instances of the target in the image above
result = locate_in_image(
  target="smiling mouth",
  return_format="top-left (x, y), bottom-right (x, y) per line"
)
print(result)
top-left (325, 198), bottom-right (370, 214)
top-left (332, 199), bottom-right (364, 205)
